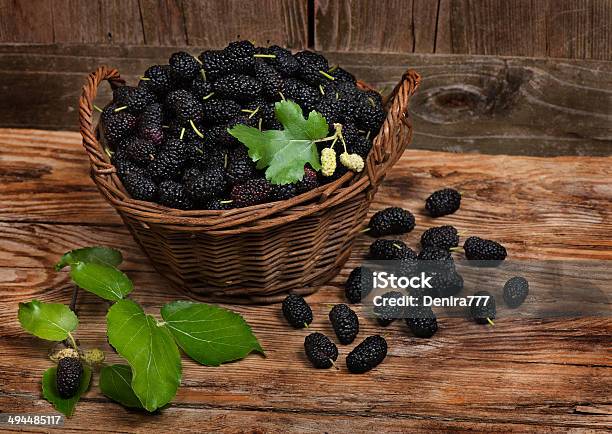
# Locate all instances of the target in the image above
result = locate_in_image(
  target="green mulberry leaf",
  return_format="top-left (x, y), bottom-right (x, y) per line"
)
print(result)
top-left (41, 365), bottom-right (91, 417)
top-left (69, 262), bottom-right (133, 301)
top-left (229, 99), bottom-right (328, 184)
top-left (18, 300), bottom-right (78, 341)
top-left (161, 301), bottom-right (264, 367)
top-left (99, 364), bottom-right (144, 409)
top-left (107, 299), bottom-right (181, 412)
top-left (55, 246), bottom-right (123, 271)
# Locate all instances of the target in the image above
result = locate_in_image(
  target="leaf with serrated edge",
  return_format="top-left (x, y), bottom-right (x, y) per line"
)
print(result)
top-left (18, 300), bottom-right (78, 341)
top-left (107, 299), bottom-right (181, 412)
top-left (42, 365), bottom-right (91, 417)
top-left (161, 301), bottom-right (264, 367)
top-left (70, 262), bottom-right (133, 301)
top-left (55, 246), bottom-right (123, 271)
top-left (99, 364), bottom-right (143, 409)
top-left (228, 99), bottom-right (328, 184)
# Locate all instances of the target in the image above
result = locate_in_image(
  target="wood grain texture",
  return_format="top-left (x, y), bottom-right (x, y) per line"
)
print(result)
top-left (0, 47), bottom-right (610, 155)
top-left (314, 0), bottom-right (612, 60)
top-left (138, 0), bottom-right (187, 46)
top-left (0, 0), bottom-right (53, 43)
top-left (182, 0), bottom-right (307, 48)
top-left (0, 128), bottom-right (611, 431)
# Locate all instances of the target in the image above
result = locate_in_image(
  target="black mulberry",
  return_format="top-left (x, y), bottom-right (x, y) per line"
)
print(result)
top-left (425, 188), bottom-right (461, 217)
top-left (56, 357), bottom-right (83, 398)
top-left (346, 335), bottom-right (387, 374)
top-left (373, 291), bottom-right (405, 326)
top-left (345, 266), bottom-right (373, 304)
top-left (463, 236), bottom-right (507, 262)
top-left (367, 207), bottom-right (415, 237)
top-left (230, 178), bottom-right (272, 208)
top-left (282, 294), bottom-right (313, 328)
top-left (304, 332), bottom-right (338, 369)
top-left (370, 239), bottom-right (413, 261)
top-left (470, 290), bottom-right (496, 324)
top-left (405, 306), bottom-right (438, 338)
top-left (420, 225), bottom-right (459, 250)
top-left (157, 180), bottom-right (193, 209)
top-left (329, 304), bottom-right (359, 344)
top-left (503, 276), bottom-right (529, 308)
top-left (169, 51), bottom-right (201, 81)
top-left (122, 172), bottom-right (158, 202)
top-left (213, 73), bottom-right (262, 102)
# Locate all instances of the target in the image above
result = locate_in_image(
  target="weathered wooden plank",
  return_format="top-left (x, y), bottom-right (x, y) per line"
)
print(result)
top-left (1, 131), bottom-right (611, 260)
top-left (2, 266), bottom-right (611, 366)
top-left (138, 0), bottom-right (187, 46)
top-left (591, 0), bottom-right (612, 60)
top-left (314, 0), bottom-right (612, 60)
top-left (51, 0), bottom-right (104, 44)
top-left (1, 282), bottom-right (610, 429)
top-left (314, 0), bottom-right (416, 52)
top-left (0, 48), bottom-right (610, 155)
top-left (182, 0), bottom-right (307, 48)
top-left (0, 129), bottom-right (611, 430)
top-left (0, 0), bottom-right (53, 43)
top-left (4, 397), bottom-right (605, 433)
top-left (546, 0), bottom-right (592, 60)
top-left (449, 0), bottom-right (548, 57)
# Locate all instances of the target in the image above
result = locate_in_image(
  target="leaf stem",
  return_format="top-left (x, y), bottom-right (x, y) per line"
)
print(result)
top-left (67, 332), bottom-right (78, 351)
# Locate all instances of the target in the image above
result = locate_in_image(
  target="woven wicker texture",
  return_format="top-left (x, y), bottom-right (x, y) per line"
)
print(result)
top-left (79, 67), bottom-right (420, 303)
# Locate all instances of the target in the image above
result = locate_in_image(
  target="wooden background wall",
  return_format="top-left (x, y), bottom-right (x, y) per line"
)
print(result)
top-left (1, 0), bottom-right (610, 58)
top-left (0, 0), bottom-right (610, 155)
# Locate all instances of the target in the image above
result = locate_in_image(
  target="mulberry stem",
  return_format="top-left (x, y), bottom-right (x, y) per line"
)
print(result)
top-left (319, 70), bottom-right (335, 81)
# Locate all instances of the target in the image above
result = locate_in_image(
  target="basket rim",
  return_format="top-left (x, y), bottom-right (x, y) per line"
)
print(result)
top-left (80, 67), bottom-right (421, 230)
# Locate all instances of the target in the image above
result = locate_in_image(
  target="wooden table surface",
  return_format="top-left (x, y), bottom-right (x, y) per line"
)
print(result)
top-left (1, 128), bottom-right (611, 433)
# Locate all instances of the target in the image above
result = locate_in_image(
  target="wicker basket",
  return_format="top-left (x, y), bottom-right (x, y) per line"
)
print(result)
top-left (79, 66), bottom-right (420, 303)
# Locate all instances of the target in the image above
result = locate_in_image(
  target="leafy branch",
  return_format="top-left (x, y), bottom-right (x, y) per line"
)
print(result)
top-left (17, 246), bottom-right (264, 416)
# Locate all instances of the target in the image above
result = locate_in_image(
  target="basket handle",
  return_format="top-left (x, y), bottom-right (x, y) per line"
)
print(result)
top-left (365, 69), bottom-right (421, 194)
top-left (79, 66), bottom-right (125, 169)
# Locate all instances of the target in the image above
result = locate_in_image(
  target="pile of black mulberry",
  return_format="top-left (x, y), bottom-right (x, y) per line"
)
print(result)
top-left (100, 41), bottom-right (386, 210)
top-left (282, 188), bottom-right (529, 373)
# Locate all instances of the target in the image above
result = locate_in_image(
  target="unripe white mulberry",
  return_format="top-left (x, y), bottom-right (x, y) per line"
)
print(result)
top-left (321, 148), bottom-right (337, 177)
top-left (339, 152), bottom-right (364, 173)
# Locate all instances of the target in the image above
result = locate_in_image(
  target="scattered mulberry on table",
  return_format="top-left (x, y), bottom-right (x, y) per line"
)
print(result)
top-left (463, 236), bottom-right (507, 262)
top-left (425, 188), bottom-right (461, 217)
top-left (470, 290), bottom-right (496, 324)
top-left (329, 304), bottom-right (359, 345)
top-left (282, 294), bottom-right (313, 329)
top-left (503, 276), bottom-right (529, 308)
top-left (345, 266), bottom-right (373, 304)
top-left (370, 239), bottom-right (413, 261)
top-left (373, 291), bottom-right (405, 326)
top-left (405, 306), bottom-right (438, 338)
top-left (420, 225), bottom-right (459, 250)
top-left (346, 335), bottom-right (387, 374)
top-left (367, 207), bottom-right (415, 237)
top-left (304, 332), bottom-right (338, 369)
